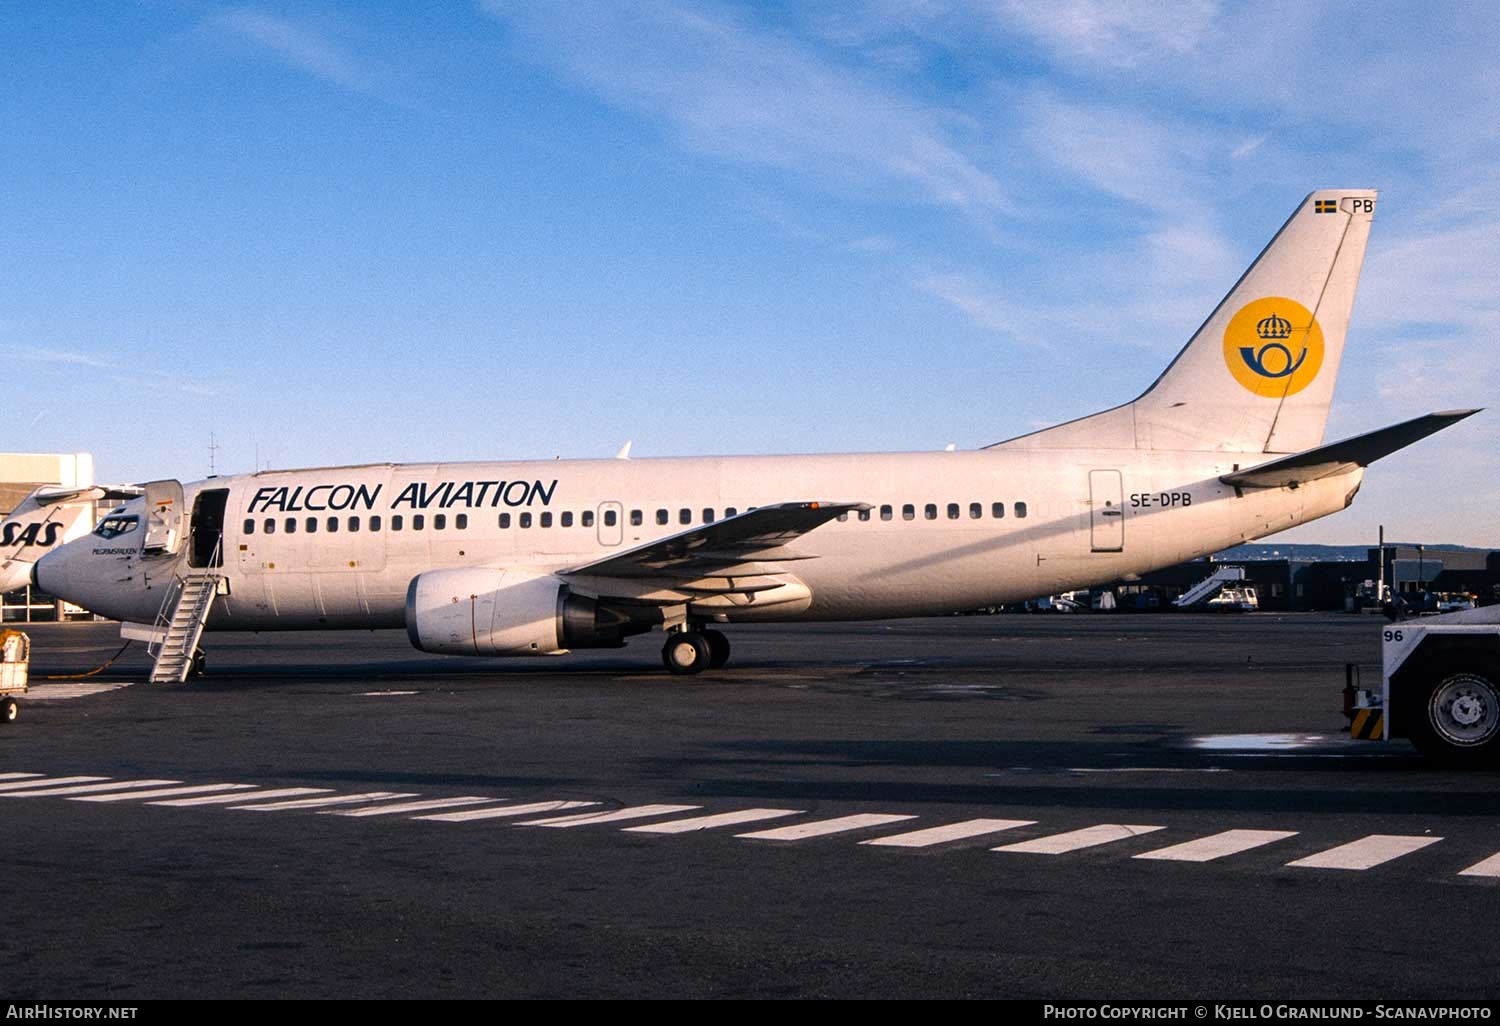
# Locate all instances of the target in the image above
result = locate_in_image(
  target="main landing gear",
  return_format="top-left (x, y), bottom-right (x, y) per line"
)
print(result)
top-left (661, 628), bottom-right (731, 675)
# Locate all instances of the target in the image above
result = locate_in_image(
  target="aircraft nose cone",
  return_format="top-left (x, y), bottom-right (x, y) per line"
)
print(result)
top-left (33, 546), bottom-right (70, 599)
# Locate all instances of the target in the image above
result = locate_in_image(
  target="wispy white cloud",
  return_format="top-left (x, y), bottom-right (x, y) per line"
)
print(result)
top-left (992, 0), bottom-right (1219, 68)
top-left (482, 1), bottom-right (1010, 223)
top-left (2, 344), bottom-right (113, 369)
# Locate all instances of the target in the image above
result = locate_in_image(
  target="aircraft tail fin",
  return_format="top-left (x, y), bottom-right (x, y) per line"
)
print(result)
top-left (993, 190), bottom-right (1377, 454)
top-left (0, 486), bottom-right (111, 592)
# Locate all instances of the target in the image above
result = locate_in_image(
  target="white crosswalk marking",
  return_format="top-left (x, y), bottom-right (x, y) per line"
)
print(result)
top-left (0, 776), bottom-right (110, 793)
top-left (862, 818), bottom-right (1035, 848)
top-left (993, 824), bottom-right (1165, 855)
top-left (1286, 834), bottom-right (1442, 870)
top-left (737, 813), bottom-right (917, 841)
top-left (151, 788), bottom-right (333, 807)
top-left (73, 784), bottom-right (256, 803)
top-left (1134, 829), bottom-right (1299, 862)
top-left (1458, 852), bottom-right (1500, 878)
top-left (415, 801), bottom-right (598, 823)
top-left (522, 804), bottom-right (701, 828)
top-left (231, 792), bottom-right (419, 811)
top-left (1, 779), bottom-right (179, 798)
top-left (0, 773), bottom-right (44, 781)
top-left (624, 808), bottom-right (804, 834)
top-left (328, 797), bottom-right (498, 817)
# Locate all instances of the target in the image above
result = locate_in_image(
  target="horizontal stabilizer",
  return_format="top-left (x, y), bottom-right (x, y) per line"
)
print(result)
top-left (1221, 410), bottom-right (1480, 489)
top-left (34, 484), bottom-right (144, 506)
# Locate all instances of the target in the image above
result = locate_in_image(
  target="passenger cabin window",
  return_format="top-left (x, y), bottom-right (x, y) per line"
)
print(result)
top-left (880, 504), bottom-right (893, 521)
top-left (703, 508), bottom-right (714, 523)
top-left (924, 503), bottom-right (937, 521)
top-left (349, 516), bottom-right (361, 532)
top-left (947, 503), bottom-right (960, 520)
top-left (969, 502), bottom-right (982, 520)
top-left (413, 514), bottom-right (425, 530)
top-left (724, 507), bottom-right (738, 518)
top-left (263, 519), bottom-right (276, 534)
top-left (603, 510), bottom-right (616, 527)
top-left (630, 510), bottom-right (642, 526)
top-left (858, 509), bottom-right (871, 522)
top-left (1015, 502), bottom-right (1028, 518)
top-left (433, 514), bottom-right (445, 530)
top-left (455, 514), bottom-right (467, 530)
top-left (539, 512), bottom-right (551, 528)
top-left (837, 512), bottom-right (848, 522)
top-left (392, 515), bottom-right (404, 531)
top-left (285, 518), bottom-right (297, 534)
top-left (326, 516), bottom-right (338, 533)
top-left (561, 512), bottom-right (573, 528)
top-left (241, 519), bottom-right (254, 536)
top-left (306, 517), bottom-right (318, 533)
top-left (583, 510), bottom-right (596, 527)
top-left (992, 502), bottom-right (1005, 519)
top-left (499, 513), bottom-right (511, 529)
top-left (370, 515), bottom-right (382, 531)
top-left (679, 509), bottom-right (691, 525)
top-left (656, 509), bottom-right (669, 526)
top-left (902, 504), bottom-right (915, 521)
top-left (520, 513), bottom-right (532, 528)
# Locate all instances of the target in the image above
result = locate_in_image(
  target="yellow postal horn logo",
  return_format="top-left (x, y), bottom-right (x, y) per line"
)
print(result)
top-left (1222, 297), bottom-right (1323, 397)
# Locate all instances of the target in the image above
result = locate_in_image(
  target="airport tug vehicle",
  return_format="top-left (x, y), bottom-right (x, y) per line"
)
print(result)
top-left (1346, 605), bottom-right (1500, 767)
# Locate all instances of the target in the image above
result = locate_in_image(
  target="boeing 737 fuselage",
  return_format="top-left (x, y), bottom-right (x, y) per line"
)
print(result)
top-left (30, 191), bottom-right (1480, 674)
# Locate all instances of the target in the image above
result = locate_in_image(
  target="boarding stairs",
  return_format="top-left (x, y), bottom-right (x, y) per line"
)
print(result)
top-left (1173, 565), bottom-right (1248, 610)
top-left (148, 545), bottom-right (222, 684)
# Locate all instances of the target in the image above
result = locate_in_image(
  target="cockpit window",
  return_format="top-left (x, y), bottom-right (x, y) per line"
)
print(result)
top-left (93, 514), bottom-right (139, 540)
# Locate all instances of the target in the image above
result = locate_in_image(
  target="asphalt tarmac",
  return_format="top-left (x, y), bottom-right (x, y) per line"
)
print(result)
top-left (3, 614), bottom-right (1498, 999)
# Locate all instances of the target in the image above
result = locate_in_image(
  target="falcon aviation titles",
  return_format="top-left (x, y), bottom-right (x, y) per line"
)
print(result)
top-left (246, 479), bottom-right (558, 514)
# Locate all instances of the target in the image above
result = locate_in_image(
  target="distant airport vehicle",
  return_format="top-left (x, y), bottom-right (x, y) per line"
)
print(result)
top-left (1348, 604), bottom-right (1500, 766)
top-left (32, 190), bottom-right (1480, 678)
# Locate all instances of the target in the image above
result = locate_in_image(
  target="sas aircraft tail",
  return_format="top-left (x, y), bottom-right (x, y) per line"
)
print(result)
top-left (996, 189), bottom-right (1378, 455)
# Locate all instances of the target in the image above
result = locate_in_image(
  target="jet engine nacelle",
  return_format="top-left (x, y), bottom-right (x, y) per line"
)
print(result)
top-left (404, 567), bottom-right (633, 656)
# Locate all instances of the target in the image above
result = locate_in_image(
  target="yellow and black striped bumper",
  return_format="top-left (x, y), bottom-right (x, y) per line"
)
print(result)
top-left (1350, 708), bottom-right (1384, 740)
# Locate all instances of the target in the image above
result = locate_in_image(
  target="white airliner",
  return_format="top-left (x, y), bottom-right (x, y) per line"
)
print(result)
top-left (32, 190), bottom-right (1479, 674)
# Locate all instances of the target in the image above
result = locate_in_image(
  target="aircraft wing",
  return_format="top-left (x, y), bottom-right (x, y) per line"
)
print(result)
top-left (562, 501), bottom-right (865, 580)
top-left (1221, 410), bottom-right (1480, 489)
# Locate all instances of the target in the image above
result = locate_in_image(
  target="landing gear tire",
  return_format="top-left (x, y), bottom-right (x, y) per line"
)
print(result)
top-left (189, 649), bottom-right (207, 679)
top-left (703, 629), bottom-right (731, 669)
top-left (662, 632), bottom-right (712, 675)
top-left (1, 697), bottom-right (17, 724)
top-left (1409, 664), bottom-right (1500, 769)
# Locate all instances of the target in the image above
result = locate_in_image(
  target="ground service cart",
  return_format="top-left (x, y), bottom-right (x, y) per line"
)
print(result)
top-left (1, 630), bottom-right (29, 724)
top-left (1347, 604), bottom-right (1500, 767)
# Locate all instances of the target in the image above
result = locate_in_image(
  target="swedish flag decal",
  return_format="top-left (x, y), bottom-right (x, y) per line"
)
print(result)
top-left (1315, 199), bottom-right (1338, 214)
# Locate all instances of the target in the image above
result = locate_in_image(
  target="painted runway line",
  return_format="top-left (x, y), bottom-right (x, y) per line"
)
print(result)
top-left (151, 788), bottom-right (333, 807)
top-left (0, 773), bottom-right (44, 781)
top-left (329, 796), bottom-right (498, 817)
top-left (862, 818), bottom-right (1035, 848)
top-left (993, 824), bottom-right (1165, 855)
top-left (738, 813), bottom-right (918, 841)
top-left (624, 808), bottom-right (804, 834)
top-left (1457, 852), bottom-right (1500, 878)
top-left (1286, 834), bottom-right (1442, 870)
top-left (24, 682), bottom-right (133, 702)
top-left (231, 791), bottom-right (420, 811)
top-left (0, 775), bottom-right (110, 793)
top-left (521, 804), bottom-right (701, 828)
top-left (1134, 829), bottom-right (1299, 863)
top-left (416, 801), bottom-right (598, 823)
top-left (1, 779), bottom-right (179, 798)
top-left (74, 784), bottom-right (257, 803)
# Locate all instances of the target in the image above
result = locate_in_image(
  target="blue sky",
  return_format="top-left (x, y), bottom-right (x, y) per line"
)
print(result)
top-left (3, 1), bottom-right (1496, 544)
